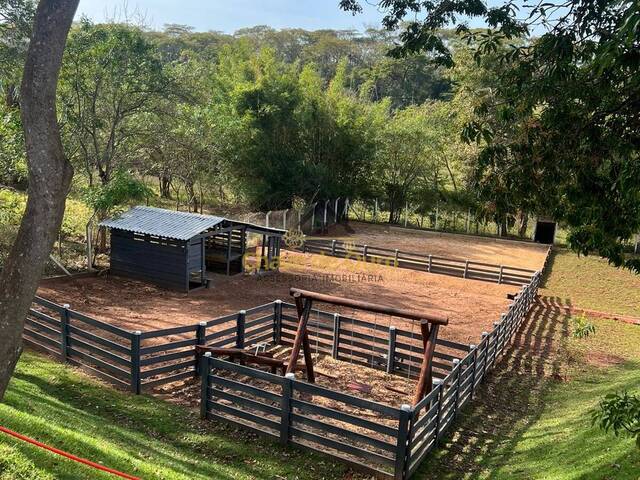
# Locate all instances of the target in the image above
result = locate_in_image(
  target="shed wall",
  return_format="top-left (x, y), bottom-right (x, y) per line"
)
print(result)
top-left (110, 229), bottom-right (189, 291)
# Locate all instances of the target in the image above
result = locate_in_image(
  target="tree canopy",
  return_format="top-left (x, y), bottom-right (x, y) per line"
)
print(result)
top-left (341, 0), bottom-right (640, 272)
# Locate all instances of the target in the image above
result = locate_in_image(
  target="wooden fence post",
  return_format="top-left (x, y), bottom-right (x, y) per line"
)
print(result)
top-left (480, 332), bottom-right (489, 379)
top-left (363, 244), bottom-right (368, 262)
top-left (332, 313), bottom-right (341, 359)
top-left (60, 303), bottom-right (70, 363)
top-left (452, 359), bottom-right (461, 418)
top-left (463, 260), bottom-right (469, 279)
top-left (433, 379), bottom-right (443, 444)
top-left (394, 249), bottom-right (399, 267)
top-left (498, 265), bottom-right (504, 284)
top-left (280, 373), bottom-right (295, 445)
top-left (394, 404), bottom-right (413, 480)
top-left (236, 310), bottom-right (246, 348)
top-left (428, 255), bottom-right (433, 273)
top-left (387, 326), bottom-right (397, 374)
top-left (331, 240), bottom-right (337, 256)
top-left (469, 344), bottom-right (477, 399)
top-left (200, 352), bottom-right (211, 419)
top-left (196, 321), bottom-right (207, 375)
top-left (492, 322), bottom-right (501, 365)
top-left (131, 331), bottom-right (141, 395)
top-left (273, 300), bottom-right (282, 344)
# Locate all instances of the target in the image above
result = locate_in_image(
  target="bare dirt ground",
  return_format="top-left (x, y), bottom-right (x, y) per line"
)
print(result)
top-left (321, 221), bottom-right (549, 270)
top-left (38, 250), bottom-right (517, 345)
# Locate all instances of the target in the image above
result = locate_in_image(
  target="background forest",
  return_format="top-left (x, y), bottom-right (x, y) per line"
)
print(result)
top-left (0, 20), bottom-right (491, 208)
top-left (0, 11), bottom-right (572, 270)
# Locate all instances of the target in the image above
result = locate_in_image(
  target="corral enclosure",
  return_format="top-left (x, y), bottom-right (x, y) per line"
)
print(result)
top-left (28, 228), bottom-right (549, 479)
top-left (324, 221), bottom-right (549, 270)
top-left (39, 250), bottom-right (519, 345)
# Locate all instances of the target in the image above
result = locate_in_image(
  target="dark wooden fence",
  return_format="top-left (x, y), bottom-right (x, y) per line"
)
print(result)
top-left (24, 297), bottom-right (134, 389)
top-left (25, 250), bottom-right (546, 479)
top-left (24, 298), bottom-right (278, 394)
top-left (201, 268), bottom-right (543, 479)
top-left (301, 239), bottom-right (538, 286)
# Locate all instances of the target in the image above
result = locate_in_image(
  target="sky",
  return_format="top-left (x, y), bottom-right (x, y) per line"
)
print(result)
top-left (74, 1), bottom-right (389, 33)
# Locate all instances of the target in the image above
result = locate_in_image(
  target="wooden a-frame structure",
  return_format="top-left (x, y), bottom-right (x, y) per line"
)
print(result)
top-left (285, 288), bottom-right (449, 405)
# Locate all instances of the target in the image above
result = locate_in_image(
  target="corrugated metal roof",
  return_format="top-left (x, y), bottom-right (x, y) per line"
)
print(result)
top-left (100, 206), bottom-right (225, 241)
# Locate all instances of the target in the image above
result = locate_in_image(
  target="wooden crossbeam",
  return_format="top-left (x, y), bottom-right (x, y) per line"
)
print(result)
top-left (287, 287), bottom-right (449, 404)
top-left (284, 293), bottom-right (316, 382)
top-left (413, 321), bottom-right (440, 405)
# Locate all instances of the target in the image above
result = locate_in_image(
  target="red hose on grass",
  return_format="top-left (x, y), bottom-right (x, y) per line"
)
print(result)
top-left (0, 425), bottom-right (141, 480)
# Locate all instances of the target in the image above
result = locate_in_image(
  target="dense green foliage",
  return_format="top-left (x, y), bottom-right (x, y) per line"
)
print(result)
top-left (53, 20), bottom-right (473, 214)
top-left (342, 0), bottom-right (640, 271)
top-left (593, 391), bottom-right (640, 448)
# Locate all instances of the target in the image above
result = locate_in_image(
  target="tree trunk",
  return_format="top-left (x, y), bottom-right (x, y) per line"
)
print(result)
top-left (159, 175), bottom-right (171, 199)
top-left (518, 211), bottom-right (529, 238)
top-left (185, 180), bottom-right (198, 213)
top-left (0, 0), bottom-right (79, 400)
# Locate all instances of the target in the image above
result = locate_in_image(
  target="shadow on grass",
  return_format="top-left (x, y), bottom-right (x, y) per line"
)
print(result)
top-left (3, 353), bottom-right (347, 480)
top-left (415, 295), bottom-right (571, 479)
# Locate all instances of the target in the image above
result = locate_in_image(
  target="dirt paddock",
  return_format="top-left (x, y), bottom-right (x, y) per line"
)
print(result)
top-left (321, 221), bottom-right (549, 270)
top-left (38, 250), bottom-right (519, 346)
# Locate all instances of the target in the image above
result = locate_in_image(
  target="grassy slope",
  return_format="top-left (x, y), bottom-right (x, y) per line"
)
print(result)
top-left (416, 249), bottom-right (640, 480)
top-left (0, 351), bottom-right (346, 480)
top-left (484, 318), bottom-right (640, 480)
top-left (539, 249), bottom-right (640, 317)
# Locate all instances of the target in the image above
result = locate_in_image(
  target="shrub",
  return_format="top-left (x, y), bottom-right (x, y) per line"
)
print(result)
top-left (592, 391), bottom-right (640, 448)
top-left (572, 314), bottom-right (596, 339)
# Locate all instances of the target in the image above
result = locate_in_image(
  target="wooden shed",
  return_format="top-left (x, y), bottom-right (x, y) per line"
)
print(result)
top-left (100, 206), bottom-right (284, 292)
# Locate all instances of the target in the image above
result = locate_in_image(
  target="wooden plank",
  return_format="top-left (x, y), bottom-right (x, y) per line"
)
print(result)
top-left (67, 347), bottom-right (131, 378)
top-left (33, 296), bottom-right (64, 313)
top-left (23, 327), bottom-right (59, 348)
top-left (142, 369), bottom-right (193, 388)
top-left (210, 358), bottom-right (285, 385)
top-left (211, 376), bottom-right (282, 404)
top-left (207, 400), bottom-right (280, 430)
top-left (140, 359), bottom-right (196, 379)
top-left (210, 387), bottom-right (280, 416)
top-left (25, 317), bottom-right (60, 337)
top-left (140, 324), bottom-right (198, 339)
top-left (291, 427), bottom-right (395, 467)
top-left (67, 310), bottom-right (132, 338)
top-left (22, 337), bottom-right (61, 358)
top-left (293, 380), bottom-right (401, 418)
top-left (140, 338), bottom-right (197, 355)
top-left (67, 324), bottom-right (130, 355)
top-left (68, 335), bottom-right (131, 367)
top-left (291, 399), bottom-right (398, 437)
top-left (67, 358), bottom-right (130, 388)
top-left (28, 309), bottom-right (61, 327)
top-left (140, 348), bottom-right (193, 367)
top-left (292, 413), bottom-right (396, 453)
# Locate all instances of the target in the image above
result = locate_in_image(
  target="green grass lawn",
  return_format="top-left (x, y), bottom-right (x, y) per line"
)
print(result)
top-left (0, 351), bottom-right (347, 480)
top-left (482, 318), bottom-right (640, 480)
top-left (540, 248), bottom-right (640, 317)
top-left (416, 296), bottom-right (640, 479)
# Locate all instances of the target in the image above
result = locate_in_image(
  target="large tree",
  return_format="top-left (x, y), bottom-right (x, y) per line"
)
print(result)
top-left (0, 0), bottom-right (79, 399)
top-left (341, 0), bottom-right (640, 272)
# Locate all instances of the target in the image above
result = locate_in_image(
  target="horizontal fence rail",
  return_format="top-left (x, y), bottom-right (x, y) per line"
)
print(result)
top-left (300, 239), bottom-right (537, 286)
